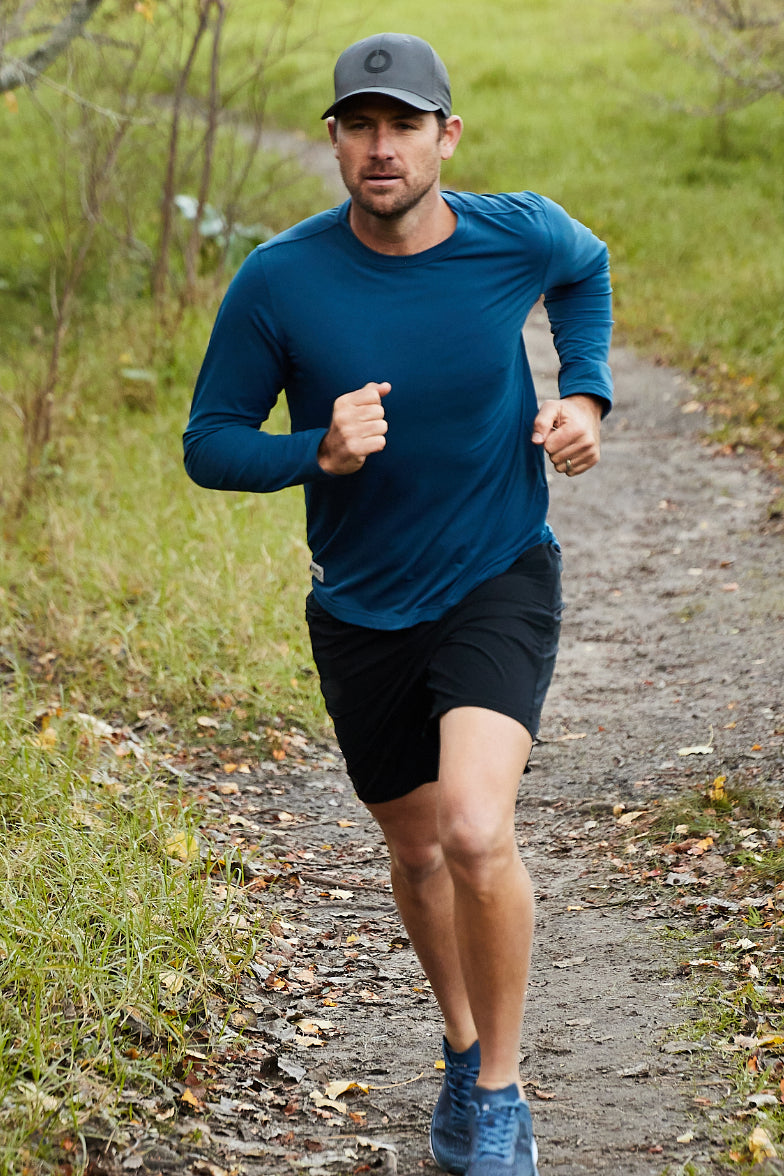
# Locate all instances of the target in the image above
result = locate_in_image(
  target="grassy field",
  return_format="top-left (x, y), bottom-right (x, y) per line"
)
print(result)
top-left (0, 0), bottom-right (782, 1167)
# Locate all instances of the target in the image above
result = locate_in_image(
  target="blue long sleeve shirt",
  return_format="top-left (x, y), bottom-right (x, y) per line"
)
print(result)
top-left (184, 191), bottom-right (613, 628)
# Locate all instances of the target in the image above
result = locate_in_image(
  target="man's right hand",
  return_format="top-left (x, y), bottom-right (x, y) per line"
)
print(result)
top-left (317, 382), bottom-right (390, 475)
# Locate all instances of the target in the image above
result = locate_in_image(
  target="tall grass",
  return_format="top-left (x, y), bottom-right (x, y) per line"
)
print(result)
top-left (0, 685), bottom-right (259, 1171)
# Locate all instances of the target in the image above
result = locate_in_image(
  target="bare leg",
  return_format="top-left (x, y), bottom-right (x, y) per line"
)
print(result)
top-left (438, 706), bottom-right (534, 1092)
top-left (368, 779), bottom-right (477, 1051)
top-left (368, 706), bottom-right (533, 1088)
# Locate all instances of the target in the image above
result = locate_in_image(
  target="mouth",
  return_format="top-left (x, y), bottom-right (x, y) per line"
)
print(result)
top-left (363, 174), bottom-right (402, 186)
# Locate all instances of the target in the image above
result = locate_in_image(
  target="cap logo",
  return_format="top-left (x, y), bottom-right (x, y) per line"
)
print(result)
top-left (364, 49), bottom-right (392, 74)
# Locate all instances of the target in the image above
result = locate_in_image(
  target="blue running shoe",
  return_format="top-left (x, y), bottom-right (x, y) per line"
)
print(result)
top-left (430, 1038), bottom-right (481, 1174)
top-left (466, 1084), bottom-right (539, 1176)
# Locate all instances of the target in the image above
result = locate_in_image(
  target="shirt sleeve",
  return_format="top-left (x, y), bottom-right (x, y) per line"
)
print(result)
top-left (183, 249), bottom-right (331, 493)
top-left (540, 197), bottom-right (614, 415)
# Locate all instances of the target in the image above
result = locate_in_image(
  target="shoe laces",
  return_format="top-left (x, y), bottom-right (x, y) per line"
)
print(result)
top-left (446, 1059), bottom-right (478, 1127)
top-left (472, 1100), bottom-right (521, 1160)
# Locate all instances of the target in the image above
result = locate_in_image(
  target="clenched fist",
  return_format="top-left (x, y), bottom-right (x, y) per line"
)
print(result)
top-left (318, 382), bottom-right (391, 475)
top-left (531, 394), bottom-right (603, 477)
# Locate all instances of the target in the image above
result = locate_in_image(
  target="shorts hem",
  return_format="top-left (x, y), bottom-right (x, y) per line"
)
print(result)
top-left (430, 698), bottom-right (540, 740)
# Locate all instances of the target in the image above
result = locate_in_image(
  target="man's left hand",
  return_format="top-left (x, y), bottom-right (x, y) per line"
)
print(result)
top-left (531, 394), bottom-right (603, 477)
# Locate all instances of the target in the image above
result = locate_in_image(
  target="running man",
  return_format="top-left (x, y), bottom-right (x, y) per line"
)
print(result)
top-left (184, 32), bottom-right (613, 1175)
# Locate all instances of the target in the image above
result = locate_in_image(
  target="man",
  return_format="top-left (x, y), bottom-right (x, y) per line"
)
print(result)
top-left (184, 32), bottom-right (612, 1176)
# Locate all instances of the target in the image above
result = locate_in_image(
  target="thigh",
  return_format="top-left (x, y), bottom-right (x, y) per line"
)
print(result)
top-left (438, 706), bottom-right (532, 841)
top-left (306, 594), bottom-right (440, 805)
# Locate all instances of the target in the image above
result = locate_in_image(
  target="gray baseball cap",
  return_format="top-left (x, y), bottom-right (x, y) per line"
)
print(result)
top-left (321, 33), bottom-right (451, 119)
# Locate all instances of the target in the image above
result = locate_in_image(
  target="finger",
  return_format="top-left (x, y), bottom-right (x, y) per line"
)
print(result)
top-left (531, 399), bottom-right (561, 445)
top-left (356, 381), bottom-right (391, 401)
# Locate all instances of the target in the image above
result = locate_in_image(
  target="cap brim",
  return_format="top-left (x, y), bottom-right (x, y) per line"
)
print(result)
top-left (321, 87), bottom-right (441, 119)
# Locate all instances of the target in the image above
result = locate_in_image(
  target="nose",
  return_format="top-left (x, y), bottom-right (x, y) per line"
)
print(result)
top-left (369, 127), bottom-right (394, 159)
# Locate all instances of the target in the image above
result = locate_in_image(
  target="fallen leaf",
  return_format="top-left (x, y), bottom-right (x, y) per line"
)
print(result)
top-left (553, 956), bottom-right (586, 969)
top-left (617, 810), bottom-right (645, 826)
top-left (196, 715), bottom-right (220, 729)
top-left (159, 970), bottom-right (185, 993)
top-left (678, 743), bottom-right (713, 757)
top-left (356, 1136), bottom-right (397, 1154)
top-left (707, 775), bottom-right (726, 800)
top-left (746, 1093), bottom-right (780, 1109)
top-left (165, 830), bottom-right (200, 863)
top-left (324, 1079), bottom-right (370, 1099)
top-left (748, 1125), bottom-right (777, 1162)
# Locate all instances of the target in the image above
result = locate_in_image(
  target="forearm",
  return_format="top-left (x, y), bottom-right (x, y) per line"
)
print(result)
top-left (183, 423), bottom-right (329, 493)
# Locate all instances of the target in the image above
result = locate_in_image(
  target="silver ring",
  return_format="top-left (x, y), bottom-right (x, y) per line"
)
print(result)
top-left (565, 459), bottom-right (572, 474)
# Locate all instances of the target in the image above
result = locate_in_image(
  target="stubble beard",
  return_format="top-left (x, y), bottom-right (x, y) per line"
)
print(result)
top-left (342, 169), bottom-right (438, 222)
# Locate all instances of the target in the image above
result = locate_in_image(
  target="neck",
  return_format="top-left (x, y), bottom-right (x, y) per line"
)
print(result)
top-left (348, 189), bottom-right (457, 256)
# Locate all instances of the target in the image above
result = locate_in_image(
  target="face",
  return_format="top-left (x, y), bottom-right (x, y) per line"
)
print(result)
top-left (328, 95), bottom-right (461, 222)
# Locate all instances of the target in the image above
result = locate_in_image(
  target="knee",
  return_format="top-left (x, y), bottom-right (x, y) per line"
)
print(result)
top-left (387, 838), bottom-right (445, 888)
top-left (440, 812), bottom-right (515, 892)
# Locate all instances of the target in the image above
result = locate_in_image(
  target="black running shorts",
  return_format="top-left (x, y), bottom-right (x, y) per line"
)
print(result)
top-left (306, 542), bottom-right (563, 806)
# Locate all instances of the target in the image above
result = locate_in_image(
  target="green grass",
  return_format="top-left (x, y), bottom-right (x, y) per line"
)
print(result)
top-left (1, 375), bottom-right (322, 736)
top-left (0, 684), bottom-right (262, 1172)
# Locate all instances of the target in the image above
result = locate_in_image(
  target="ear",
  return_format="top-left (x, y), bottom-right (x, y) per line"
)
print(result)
top-left (439, 115), bottom-right (463, 162)
top-left (327, 116), bottom-right (339, 154)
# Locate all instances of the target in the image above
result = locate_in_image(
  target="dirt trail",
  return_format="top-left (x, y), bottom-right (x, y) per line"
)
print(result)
top-left (112, 151), bottom-right (783, 1175)
top-left (147, 316), bottom-right (783, 1176)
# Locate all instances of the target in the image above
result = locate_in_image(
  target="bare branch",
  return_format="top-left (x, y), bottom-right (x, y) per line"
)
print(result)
top-left (0, 0), bottom-right (103, 93)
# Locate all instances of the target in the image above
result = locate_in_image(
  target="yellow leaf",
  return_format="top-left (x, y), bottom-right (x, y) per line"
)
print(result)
top-left (707, 775), bottom-right (726, 800)
top-left (165, 830), bottom-right (199, 863)
top-left (180, 1088), bottom-right (201, 1108)
top-left (160, 971), bottom-right (184, 993)
top-left (324, 1079), bottom-right (370, 1099)
top-left (197, 715), bottom-right (220, 728)
top-left (748, 1126), bottom-right (777, 1162)
top-left (617, 810), bottom-right (645, 826)
top-left (223, 763), bottom-right (237, 773)
top-left (134, 0), bottom-right (155, 20)
top-left (5, 92), bottom-right (19, 113)
top-left (434, 1059), bottom-right (445, 1070)
top-left (756, 1034), bottom-right (784, 1048)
